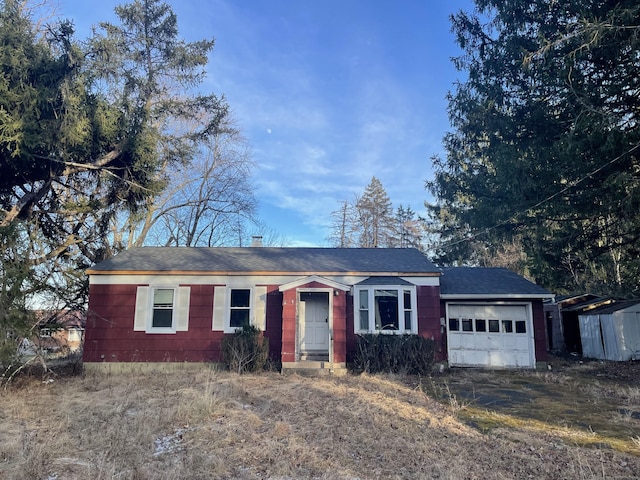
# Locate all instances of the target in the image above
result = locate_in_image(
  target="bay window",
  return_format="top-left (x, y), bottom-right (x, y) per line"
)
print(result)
top-left (354, 285), bottom-right (417, 334)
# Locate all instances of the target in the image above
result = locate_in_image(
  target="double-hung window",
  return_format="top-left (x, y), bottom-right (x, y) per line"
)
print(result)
top-left (134, 286), bottom-right (190, 334)
top-left (213, 286), bottom-right (267, 333)
top-left (355, 285), bottom-right (417, 334)
top-left (229, 289), bottom-right (251, 329)
top-left (152, 288), bottom-right (175, 329)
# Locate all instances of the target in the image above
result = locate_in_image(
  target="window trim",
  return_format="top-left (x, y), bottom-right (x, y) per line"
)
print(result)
top-left (148, 286), bottom-right (178, 334)
top-left (353, 284), bottom-right (418, 335)
top-left (212, 285), bottom-right (266, 333)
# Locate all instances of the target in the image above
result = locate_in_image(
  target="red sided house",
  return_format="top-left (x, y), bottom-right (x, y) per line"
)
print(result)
top-left (83, 247), bottom-right (553, 371)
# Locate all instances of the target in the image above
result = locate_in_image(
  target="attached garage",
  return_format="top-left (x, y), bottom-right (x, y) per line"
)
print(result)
top-left (446, 303), bottom-right (534, 368)
top-left (439, 267), bottom-right (553, 369)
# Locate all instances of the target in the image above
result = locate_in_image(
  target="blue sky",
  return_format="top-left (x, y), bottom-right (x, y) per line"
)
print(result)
top-left (59, 0), bottom-right (474, 247)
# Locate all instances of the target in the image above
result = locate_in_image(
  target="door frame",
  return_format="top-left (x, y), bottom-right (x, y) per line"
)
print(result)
top-left (296, 288), bottom-right (333, 362)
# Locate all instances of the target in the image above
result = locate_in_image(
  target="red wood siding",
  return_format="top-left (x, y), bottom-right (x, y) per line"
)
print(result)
top-left (345, 294), bottom-right (355, 347)
top-left (84, 284), bottom-right (222, 362)
top-left (332, 290), bottom-right (347, 363)
top-left (531, 299), bottom-right (548, 362)
top-left (264, 287), bottom-right (283, 360)
top-left (417, 286), bottom-right (444, 361)
top-left (84, 283), bottom-right (283, 363)
top-left (85, 278), bottom-right (547, 367)
top-left (281, 289), bottom-right (296, 362)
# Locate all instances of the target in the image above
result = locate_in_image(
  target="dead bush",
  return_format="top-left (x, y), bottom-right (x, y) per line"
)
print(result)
top-left (220, 325), bottom-right (269, 374)
top-left (348, 334), bottom-right (435, 375)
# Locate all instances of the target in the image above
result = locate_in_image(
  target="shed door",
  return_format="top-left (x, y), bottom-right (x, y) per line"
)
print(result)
top-left (447, 304), bottom-right (534, 368)
top-left (300, 292), bottom-right (329, 353)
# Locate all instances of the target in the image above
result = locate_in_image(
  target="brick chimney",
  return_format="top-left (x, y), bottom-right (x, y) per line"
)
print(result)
top-left (250, 235), bottom-right (263, 247)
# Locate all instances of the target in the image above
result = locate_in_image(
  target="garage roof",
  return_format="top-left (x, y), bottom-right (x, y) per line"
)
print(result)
top-left (439, 267), bottom-right (552, 299)
top-left (87, 247), bottom-right (441, 275)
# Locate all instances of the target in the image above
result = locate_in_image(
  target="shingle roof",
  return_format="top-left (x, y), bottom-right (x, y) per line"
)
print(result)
top-left (87, 247), bottom-right (440, 275)
top-left (356, 276), bottom-right (414, 286)
top-left (439, 267), bottom-right (552, 297)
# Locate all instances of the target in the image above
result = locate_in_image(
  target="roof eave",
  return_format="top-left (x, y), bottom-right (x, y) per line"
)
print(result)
top-left (87, 269), bottom-right (442, 277)
top-left (441, 293), bottom-right (555, 300)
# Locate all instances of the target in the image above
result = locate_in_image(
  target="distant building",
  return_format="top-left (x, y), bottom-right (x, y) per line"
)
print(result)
top-left (34, 310), bottom-right (85, 356)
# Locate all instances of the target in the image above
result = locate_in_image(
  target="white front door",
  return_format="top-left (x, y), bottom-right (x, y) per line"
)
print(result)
top-left (300, 292), bottom-right (330, 353)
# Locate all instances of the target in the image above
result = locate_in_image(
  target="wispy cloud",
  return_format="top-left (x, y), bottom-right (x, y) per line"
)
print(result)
top-left (58, 0), bottom-right (470, 246)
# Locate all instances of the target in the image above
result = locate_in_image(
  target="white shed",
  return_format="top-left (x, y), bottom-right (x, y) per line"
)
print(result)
top-left (579, 300), bottom-right (640, 361)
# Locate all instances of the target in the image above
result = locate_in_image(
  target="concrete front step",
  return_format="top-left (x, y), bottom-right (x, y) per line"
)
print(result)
top-left (299, 354), bottom-right (329, 362)
top-left (281, 361), bottom-right (348, 376)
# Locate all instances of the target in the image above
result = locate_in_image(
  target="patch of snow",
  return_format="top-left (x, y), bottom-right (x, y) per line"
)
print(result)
top-left (153, 426), bottom-right (194, 457)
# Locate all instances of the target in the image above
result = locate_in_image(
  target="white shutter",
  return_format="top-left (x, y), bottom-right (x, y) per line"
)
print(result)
top-left (253, 286), bottom-right (267, 331)
top-left (213, 286), bottom-right (226, 331)
top-left (175, 287), bottom-right (191, 331)
top-left (134, 286), bottom-right (149, 331)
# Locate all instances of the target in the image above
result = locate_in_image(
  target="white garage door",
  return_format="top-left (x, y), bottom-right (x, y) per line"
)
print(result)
top-left (447, 304), bottom-right (535, 368)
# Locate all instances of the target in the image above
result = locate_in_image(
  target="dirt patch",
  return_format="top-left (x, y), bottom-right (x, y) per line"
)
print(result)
top-left (0, 360), bottom-right (638, 479)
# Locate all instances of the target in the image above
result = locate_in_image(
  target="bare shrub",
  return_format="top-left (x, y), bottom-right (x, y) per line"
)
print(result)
top-left (220, 325), bottom-right (269, 374)
top-left (348, 334), bottom-right (435, 374)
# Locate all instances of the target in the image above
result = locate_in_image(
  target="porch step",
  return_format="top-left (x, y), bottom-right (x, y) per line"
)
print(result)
top-left (299, 353), bottom-right (329, 362)
top-left (281, 360), bottom-right (348, 377)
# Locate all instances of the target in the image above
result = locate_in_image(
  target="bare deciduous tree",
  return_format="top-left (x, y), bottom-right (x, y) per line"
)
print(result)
top-left (114, 125), bottom-right (257, 248)
top-left (327, 200), bottom-right (357, 248)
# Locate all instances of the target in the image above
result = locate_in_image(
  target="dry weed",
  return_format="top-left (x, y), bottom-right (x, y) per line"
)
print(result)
top-left (0, 367), bottom-right (638, 479)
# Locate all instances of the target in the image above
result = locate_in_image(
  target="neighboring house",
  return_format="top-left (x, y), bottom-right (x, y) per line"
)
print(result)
top-left (83, 247), bottom-right (553, 371)
top-left (578, 300), bottom-right (640, 361)
top-left (35, 310), bottom-right (85, 356)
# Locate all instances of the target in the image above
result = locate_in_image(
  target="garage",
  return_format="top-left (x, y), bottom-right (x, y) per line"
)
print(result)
top-left (446, 303), bottom-right (535, 368)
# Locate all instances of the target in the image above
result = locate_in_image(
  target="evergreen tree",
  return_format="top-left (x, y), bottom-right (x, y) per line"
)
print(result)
top-left (427, 0), bottom-right (640, 295)
top-left (0, 0), bottom-right (236, 368)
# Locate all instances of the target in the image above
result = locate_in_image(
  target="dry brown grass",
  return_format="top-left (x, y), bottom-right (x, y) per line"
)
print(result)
top-left (0, 363), bottom-right (639, 479)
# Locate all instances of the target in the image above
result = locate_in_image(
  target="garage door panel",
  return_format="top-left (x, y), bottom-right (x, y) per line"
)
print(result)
top-left (451, 349), bottom-right (488, 367)
top-left (447, 303), bottom-right (534, 368)
top-left (515, 336), bottom-right (530, 350)
top-left (449, 350), bottom-right (461, 365)
top-left (487, 351), bottom-right (501, 367)
top-left (460, 335), bottom-right (477, 349)
top-left (486, 336), bottom-right (502, 349)
top-left (502, 336), bottom-right (517, 349)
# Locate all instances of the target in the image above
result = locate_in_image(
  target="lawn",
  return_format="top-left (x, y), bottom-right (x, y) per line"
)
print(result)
top-left (0, 359), bottom-right (638, 479)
